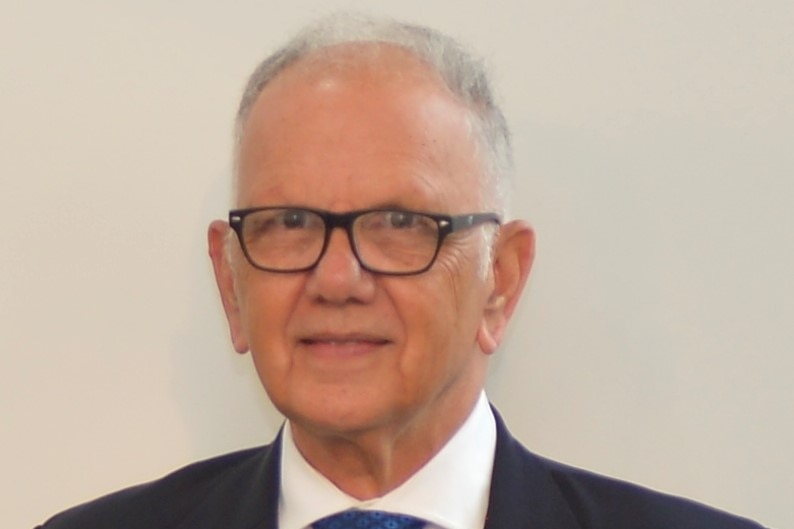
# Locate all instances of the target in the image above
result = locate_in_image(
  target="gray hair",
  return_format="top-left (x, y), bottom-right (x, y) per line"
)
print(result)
top-left (233, 12), bottom-right (513, 216)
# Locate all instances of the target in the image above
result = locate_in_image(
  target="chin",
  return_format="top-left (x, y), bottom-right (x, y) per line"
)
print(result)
top-left (284, 396), bottom-right (406, 438)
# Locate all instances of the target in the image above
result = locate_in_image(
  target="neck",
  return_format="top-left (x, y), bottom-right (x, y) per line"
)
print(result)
top-left (290, 388), bottom-right (483, 499)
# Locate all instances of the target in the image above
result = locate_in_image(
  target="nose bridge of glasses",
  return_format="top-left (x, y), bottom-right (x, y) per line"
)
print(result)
top-left (322, 210), bottom-right (359, 232)
top-left (317, 210), bottom-right (363, 266)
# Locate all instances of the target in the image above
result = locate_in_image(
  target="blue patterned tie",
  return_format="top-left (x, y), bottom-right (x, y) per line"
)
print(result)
top-left (312, 510), bottom-right (425, 529)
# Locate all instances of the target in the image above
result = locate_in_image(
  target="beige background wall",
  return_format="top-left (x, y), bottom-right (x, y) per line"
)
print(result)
top-left (2, 1), bottom-right (791, 528)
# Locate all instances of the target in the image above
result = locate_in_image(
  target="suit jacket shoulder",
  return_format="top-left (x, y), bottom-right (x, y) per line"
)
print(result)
top-left (542, 455), bottom-right (765, 529)
top-left (37, 442), bottom-right (281, 529)
top-left (486, 409), bottom-right (766, 529)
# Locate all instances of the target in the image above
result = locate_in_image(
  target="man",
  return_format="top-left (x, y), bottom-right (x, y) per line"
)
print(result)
top-left (39, 14), bottom-right (765, 529)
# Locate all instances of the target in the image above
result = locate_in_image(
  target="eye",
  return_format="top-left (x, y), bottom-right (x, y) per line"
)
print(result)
top-left (281, 209), bottom-right (311, 229)
top-left (386, 211), bottom-right (419, 229)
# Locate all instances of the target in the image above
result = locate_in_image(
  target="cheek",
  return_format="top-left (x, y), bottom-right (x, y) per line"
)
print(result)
top-left (238, 275), bottom-right (304, 358)
top-left (392, 262), bottom-right (485, 367)
top-left (238, 277), bottom-right (308, 405)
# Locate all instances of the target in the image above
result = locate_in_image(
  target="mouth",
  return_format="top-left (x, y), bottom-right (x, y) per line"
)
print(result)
top-left (299, 333), bottom-right (391, 356)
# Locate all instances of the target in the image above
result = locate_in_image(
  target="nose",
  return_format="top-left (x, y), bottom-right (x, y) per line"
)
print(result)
top-left (304, 227), bottom-right (375, 304)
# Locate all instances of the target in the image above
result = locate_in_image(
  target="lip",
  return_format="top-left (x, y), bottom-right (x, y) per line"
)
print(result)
top-left (298, 333), bottom-right (391, 357)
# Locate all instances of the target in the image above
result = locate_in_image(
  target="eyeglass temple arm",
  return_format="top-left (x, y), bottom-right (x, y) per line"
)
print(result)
top-left (447, 212), bottom-right (501, 232)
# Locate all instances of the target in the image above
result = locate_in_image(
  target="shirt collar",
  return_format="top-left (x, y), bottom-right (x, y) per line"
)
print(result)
top-left (279, 392), bottom-right (496, 529)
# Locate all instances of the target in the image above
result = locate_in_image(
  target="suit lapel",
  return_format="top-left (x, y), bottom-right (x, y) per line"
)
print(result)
top-left (235, 432), bottom-right (282, 529)
top-left (484, 409), bottom-right (582, 529)
top-left (175, 431), bottom-right (282, 529)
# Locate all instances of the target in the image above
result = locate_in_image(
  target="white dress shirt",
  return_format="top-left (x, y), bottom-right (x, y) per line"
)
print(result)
top-left (278, 392), bottom-right (497, 529)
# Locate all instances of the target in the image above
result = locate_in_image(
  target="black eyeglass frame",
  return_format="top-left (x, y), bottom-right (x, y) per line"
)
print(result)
top-left (228, 206), bottom-right (501, 276)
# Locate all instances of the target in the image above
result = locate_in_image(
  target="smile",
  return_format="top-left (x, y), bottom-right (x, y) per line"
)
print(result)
top-left (299, 334), bottom-right (390, 356)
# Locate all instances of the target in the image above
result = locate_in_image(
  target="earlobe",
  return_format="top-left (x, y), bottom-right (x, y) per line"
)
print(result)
top-left (476, 220), bottom-right (535, 355)
top-left (208, 220), bottom-right (250, 354)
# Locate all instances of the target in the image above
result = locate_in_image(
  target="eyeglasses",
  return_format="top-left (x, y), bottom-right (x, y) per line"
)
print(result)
top-left (228, 206), bottom-right (501, 275)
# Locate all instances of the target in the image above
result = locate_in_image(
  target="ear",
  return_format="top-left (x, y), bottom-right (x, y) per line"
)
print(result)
top-left (477, 220), bottom-right (535, 355)
top-left (208, 220), bottom-right (250, 354)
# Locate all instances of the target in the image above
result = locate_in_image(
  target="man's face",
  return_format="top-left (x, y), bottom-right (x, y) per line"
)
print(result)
top-left (211, 48), bottom-right (527, 443)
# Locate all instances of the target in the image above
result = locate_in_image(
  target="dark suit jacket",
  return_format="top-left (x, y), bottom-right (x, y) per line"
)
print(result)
top-left (38, 410), bottom-right (765, 529)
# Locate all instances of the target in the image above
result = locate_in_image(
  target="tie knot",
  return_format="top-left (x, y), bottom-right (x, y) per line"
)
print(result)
top-left (312, 510), bottom-right (425, 529)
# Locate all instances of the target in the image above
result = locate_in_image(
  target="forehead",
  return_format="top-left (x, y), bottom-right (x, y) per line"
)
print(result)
top-left (236, 44), bottom-right (486, 211)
